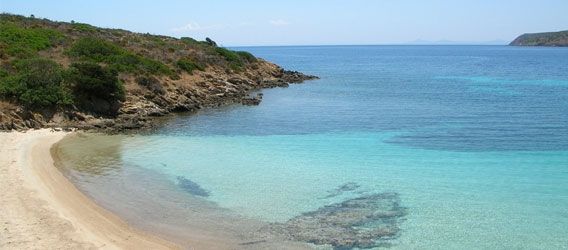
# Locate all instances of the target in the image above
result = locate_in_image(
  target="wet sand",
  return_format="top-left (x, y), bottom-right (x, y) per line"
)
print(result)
top-left (53, 133), bottom-right (314, 250)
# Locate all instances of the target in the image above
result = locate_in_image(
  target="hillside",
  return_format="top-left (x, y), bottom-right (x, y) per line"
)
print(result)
top-left (510, 30), bottom-right (568, 46)
top-left (0, 14), bottom-right (317, 131)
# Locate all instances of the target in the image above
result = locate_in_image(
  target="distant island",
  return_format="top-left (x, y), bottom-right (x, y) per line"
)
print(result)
top-left (510, 30), bottom-right (568, 47)
top-left (0, 14), bottom-right (317, 131)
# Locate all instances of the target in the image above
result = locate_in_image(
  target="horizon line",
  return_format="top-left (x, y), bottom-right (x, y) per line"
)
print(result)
top-left (228, 44), bottom-right (511, 48)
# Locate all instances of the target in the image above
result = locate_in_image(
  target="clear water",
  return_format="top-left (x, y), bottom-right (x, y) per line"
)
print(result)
top-left (57, 46), bottom-right (568, 249)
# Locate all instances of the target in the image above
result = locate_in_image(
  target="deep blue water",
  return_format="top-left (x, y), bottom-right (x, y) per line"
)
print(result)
top-left (59, 46), bottom-right (568, 249)
top-left (167, 46), bottom-right (568, 151)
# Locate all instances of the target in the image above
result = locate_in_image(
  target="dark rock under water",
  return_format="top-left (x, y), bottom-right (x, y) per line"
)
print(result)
top-left (266, 192), bottom-right (406, 249)
top-left (323, 182), bottom-right (361, 199)
top-left (176, 176), bottom-right (210, 197)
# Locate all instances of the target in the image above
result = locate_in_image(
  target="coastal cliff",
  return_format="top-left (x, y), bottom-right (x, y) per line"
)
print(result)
top-left (0, 14), bottom-right (317, 131)
top-left (510, 30), bottom-right (568, 47)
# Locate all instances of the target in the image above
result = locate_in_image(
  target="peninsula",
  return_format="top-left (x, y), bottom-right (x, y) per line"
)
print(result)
top-left (510, 30), bottom-right (568, 47)
top-left (0, 14), bottom-right (317, 131)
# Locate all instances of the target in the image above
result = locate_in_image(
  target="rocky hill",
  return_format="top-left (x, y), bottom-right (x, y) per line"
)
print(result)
top-left (510, 30), bottom-right (568, 47)
top-left (0, 14), bottom-right (317, 131)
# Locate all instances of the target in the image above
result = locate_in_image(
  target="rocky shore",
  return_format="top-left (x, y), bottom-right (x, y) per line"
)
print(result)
top-left (0, 66), bottom-right (318, 132)
top-left (0, 14), bottom-right (318, 132)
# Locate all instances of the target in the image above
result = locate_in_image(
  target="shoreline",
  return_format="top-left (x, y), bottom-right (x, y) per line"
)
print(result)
top-left (0, 130), bottom-right (178, 249)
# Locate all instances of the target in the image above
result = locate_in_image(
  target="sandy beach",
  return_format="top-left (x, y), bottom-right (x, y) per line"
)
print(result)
top-left (0, 129), bottom-right (177, 249)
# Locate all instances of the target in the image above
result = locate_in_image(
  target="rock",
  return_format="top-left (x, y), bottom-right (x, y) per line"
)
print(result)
top-left (241, 93), bottom-right (263, 106)
top-left (323, 182), bottom-right (361, 199)
top-left (71, 112), bottom-right (87, 121)
top-left (262, 79), bottom-right (289, 88)
top-left (50, 113), bottom-right (66, 124)
top-left (136, 75), bottom-right (165, 94)
top-left (146, 108), bottom-right (167, 117)
top-left (266, 193), bottom-right (406, 249)
top-left (281, 70), bottom-right (319, 83)
top-left (227, 77), bottom-right (252, 86)
top-left (171, 102), bottom-right (197, 112)
top-left (176, 176), bottom-right (210, 197)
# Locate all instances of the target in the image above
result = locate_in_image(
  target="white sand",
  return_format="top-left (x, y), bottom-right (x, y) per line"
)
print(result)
top-left (0, 129), bottom-right (178, 249)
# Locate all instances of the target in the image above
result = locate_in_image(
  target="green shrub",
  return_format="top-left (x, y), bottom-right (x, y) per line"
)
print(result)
top-left (205, 37), bottom-right (217, 47)
top-left (180, 37), bottom-right (199, 45)
top-left (0, 58), bottom-right (72, 107)
top-left (66, 62), bottom-right (125, 101)
top-left (215, 47), bottom-right (241, 63)
top-left (66, 37), bottom-right (123, 62)
top-left (180, 37), bottom-right (212, 48)
top-left (136, 57), bottom-right (173, 75)
top-left (67, 38), bottom-right (172, 75)
top-left (0, 22), bottom-right (64, 58)
top-left (236, 51), bottom-right (257, 63)
top-left (214, 47), bottom-right (257, 71)
top-left (71, 23), bottom-right (97, 32)
top-left (176, 58), bottom-right (205, 74)
top-left (0, 68), bottom-right (8, 78)
top-left (215, 47), bottom-right (245, 71)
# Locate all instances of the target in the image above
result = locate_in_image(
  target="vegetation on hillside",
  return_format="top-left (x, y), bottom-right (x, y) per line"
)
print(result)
top-left (66, 37), bottom-right (173, 75)
top-left (0, 13), bottom-right (259, 114)
top-left (0, 21), bottom-right (64, 58)
top-left (176, 58), bottom-right (205, 74)
top-left (0, 58), bottom-right (72, 107)
top-left (510, 30), bottom-right (568, 47)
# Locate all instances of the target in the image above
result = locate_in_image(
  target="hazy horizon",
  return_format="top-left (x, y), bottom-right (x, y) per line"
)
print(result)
top-left (2, 0), bottom-right (567, 46)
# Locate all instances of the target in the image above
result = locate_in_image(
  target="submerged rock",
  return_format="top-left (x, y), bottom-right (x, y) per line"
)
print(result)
top-left (323, 182), bottom-right (361, 199)
top-left (176, 176), bottom-right (210, 197)
top-left (266, 193), bottom-right (406, 249)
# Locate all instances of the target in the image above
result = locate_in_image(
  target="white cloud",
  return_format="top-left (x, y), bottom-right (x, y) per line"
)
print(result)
top-left (269, 19), bottom-right (289, 26)
top-left (171, 21), bottom-right (253, 33)
top-left (171, 22), bottom-right (222, 32)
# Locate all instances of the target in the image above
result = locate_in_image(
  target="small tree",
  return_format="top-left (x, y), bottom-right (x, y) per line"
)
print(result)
top-left (205, 37), bottom-right (217, 47)
top-left (67, 62), bottom-right (125, 101)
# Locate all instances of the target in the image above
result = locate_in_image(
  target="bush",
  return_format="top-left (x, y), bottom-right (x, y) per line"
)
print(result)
top-left (215, 47), bottom-right (257, 71)
top-left (176, 58), bottom-right (205, 74)
top-left (180, 37), bottom-right (199, 45)
top-left (66, 62), bottom-right (125, 101)
top-left (215, 47), bottom-right (245, 71)
top-left (0, 58), bottom-right (72, 107)
top-left (0, 22), bottom-right (64, 58)
top-left (67, 38), bottom-right (172, 75)
top-left (71, 22), bottom-right (97, 32)
top-left (215, 47), bottom-right (241, 63)
top-left (205, 37), bottom-right (217, 47)
top-left (66, 37), bottom-right (123, 62)
top-left (236, 51), bottom-right (257, 63)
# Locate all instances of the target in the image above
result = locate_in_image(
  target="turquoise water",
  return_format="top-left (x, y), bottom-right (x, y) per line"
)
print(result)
top-left (59, 46), bottom-right (568, 249)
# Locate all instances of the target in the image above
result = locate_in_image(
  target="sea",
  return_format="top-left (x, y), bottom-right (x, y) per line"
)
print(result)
top-left (55, 45), bottom-right (568, 249)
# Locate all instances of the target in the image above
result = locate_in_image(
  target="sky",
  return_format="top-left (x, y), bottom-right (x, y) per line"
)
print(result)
top-left (2, 0), bottom-right (568, 46)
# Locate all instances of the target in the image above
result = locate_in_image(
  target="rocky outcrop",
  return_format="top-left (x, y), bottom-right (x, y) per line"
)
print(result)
top-left (241, 93), bottom-right (263, 106)
top-left (0, 65), bottom-right (318, 132)
top-left (0, 14), bottom-right (320, 132)
top-left (280, 70), bottom-right (320, 83)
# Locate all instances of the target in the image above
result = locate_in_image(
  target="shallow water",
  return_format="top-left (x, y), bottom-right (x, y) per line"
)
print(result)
top-left (57, 46), bottom-right (568, 249)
